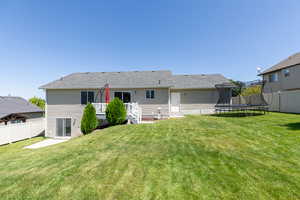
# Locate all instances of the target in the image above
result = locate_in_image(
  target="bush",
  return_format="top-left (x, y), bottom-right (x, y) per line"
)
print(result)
top-left (81, 103), bottom-right (98, 134)
top-left (241, 85), bottom-right (262, 97)
top-left (105, 98), bottom-right (127, 125)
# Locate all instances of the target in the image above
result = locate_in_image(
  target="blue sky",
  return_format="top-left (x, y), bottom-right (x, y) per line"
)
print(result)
top-left (1, 0), bottom-right (300, 99)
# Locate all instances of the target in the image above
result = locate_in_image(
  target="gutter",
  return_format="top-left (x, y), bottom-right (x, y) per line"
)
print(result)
top-left (259, 63), bottom-right (300, 76)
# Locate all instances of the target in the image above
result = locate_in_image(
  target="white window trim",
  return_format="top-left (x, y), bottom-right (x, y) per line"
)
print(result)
top-left (56, 117), bottom-right (72, 137)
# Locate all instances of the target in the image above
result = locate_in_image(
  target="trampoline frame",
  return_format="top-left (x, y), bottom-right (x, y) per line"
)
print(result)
top-left (214, 81), bottom-right (269, 115)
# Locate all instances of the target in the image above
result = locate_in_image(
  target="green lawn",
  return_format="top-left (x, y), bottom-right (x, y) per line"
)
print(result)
top-left (1, 113), bottom-right (300, 200)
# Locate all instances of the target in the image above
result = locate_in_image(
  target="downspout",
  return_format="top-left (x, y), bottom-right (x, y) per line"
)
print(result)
top-left (168, 87), bottom-right (171, 117)
top-left (278, 90), bottom-right (281, 112)
top-left (45, 89), bottom-right (48, 137)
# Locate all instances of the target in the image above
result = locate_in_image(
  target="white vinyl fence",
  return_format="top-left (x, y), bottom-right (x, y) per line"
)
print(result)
top-left (264, 90), bottom-right (300, 113)
top-left (0, 118), bottom-right (45, 145)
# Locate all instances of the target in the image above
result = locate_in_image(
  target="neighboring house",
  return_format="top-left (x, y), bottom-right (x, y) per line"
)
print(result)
top-left (40, 70), bottom-right (231, 137)
top-left (259, 52), bottom-right (300, 93)
top-left (259, 52), bottom-right (300, 113)
top-left (0, 96), bottom-right (44, 125)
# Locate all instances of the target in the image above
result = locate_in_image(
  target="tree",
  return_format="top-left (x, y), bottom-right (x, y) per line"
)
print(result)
top-left (105, 98), bottom-right (127, 125)
top-left (81, 103), bottom-right (98, 134)
top-left (230, 80), bottom-right (245, 97)
top-left (29, 97), bottom-right (45, 110)
top-left (241, 85), bottom-right (262, 97)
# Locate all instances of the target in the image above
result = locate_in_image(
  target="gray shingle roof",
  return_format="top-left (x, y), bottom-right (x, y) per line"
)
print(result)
top-left (39, 70), bottom-right (231, 90)
top-left (171, 74), bottom-right (231, 89)
top-left (40, 70), bottom-right (173, 89)
top-left (0, 96), bottom-right (43, 119)
top-left (259, 52), bottom-right (300, 75)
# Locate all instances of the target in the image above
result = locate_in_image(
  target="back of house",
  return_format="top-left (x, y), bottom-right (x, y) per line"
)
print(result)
top-left (40, 70), bottom-right (231, 137)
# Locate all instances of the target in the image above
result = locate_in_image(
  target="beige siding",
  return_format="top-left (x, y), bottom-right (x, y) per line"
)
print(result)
top-left (46, 89), bottom-right (100, 105)
top-left (109, 88), bottom-right (169, 117)
top-left (46, 89), bottom-right (86, 137)
top-left (263, 78), bottom-right (282, 93)
top-left (281, 64), bottom-right (300, 90)
top-left (46, 104), bottom-right (84, 137)
top-left (136, 88), bottom-right (169, 118)
top-left (45, 88), bottom-right (170, 137)
top-left (171, 89), bottom-right (219, 114)
top-left (263, 65), bottom-right (300, 93)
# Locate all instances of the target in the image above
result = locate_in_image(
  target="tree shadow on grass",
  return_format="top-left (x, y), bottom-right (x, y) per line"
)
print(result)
top-left (212, 112), bottom-right (265, 118)
top-left (282, 123), bottom-right (300, 130)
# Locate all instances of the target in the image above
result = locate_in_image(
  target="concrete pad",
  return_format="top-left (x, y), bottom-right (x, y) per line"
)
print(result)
top-left (141, 121), bottom-right (155, 124)
top-left (24, 138), bottom-right (69, 149)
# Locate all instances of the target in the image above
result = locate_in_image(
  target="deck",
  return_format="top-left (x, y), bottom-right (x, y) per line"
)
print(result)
top-left (92, 103), bottom-right (142, 124)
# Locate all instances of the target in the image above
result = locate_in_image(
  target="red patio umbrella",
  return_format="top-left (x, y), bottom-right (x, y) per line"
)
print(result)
top-left (105, 84), bottom-right (110, 103)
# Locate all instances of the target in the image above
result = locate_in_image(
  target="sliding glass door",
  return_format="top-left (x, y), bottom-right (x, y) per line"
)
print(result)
top-left (56, 118), bottom-right (71, 137)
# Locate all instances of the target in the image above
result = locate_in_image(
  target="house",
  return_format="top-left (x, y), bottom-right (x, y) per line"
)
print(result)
top-left (259, 52), bottom-right (300, 93)
top-left (259, 52), bottom-right (300, 113)
top-left (0, 96), bottom-right (44, 125)
top-left (40, 70), bottom-right (232, 137)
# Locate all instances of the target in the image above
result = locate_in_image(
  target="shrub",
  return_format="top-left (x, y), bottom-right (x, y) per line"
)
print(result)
top-left (105, 98), bottom-right (127, 125)
top-left (81, 103), bottom-right (98, 134)
top-left (241, 85), bottom-right (262, 97)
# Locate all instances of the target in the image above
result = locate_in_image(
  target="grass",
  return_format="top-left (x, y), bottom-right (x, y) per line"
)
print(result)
top-left (1, 112), bottom-right (300, 200)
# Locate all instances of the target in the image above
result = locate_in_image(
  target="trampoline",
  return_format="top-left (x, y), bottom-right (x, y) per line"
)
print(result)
top-left (215, 81), bottom-right (269, 115)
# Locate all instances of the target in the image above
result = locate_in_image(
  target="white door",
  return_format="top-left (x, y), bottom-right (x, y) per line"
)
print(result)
top-left (171, 93), bottom-right (180, 112)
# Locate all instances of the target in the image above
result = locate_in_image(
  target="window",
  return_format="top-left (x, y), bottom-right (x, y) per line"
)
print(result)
top-left (114, 92), bottom-right (131, 103)
top-left (268, 73), bottom-right (278, 82)
top-left (56, 118), bottom-right (71, 137)
top-left (81, 91), bottom-right (95, 104)
top-left (283, 68), bottom-right (290, 77)
top-left (146, 90), bottom-right (155, 99)
top-left (114, 92), bottom-right (123, 100)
